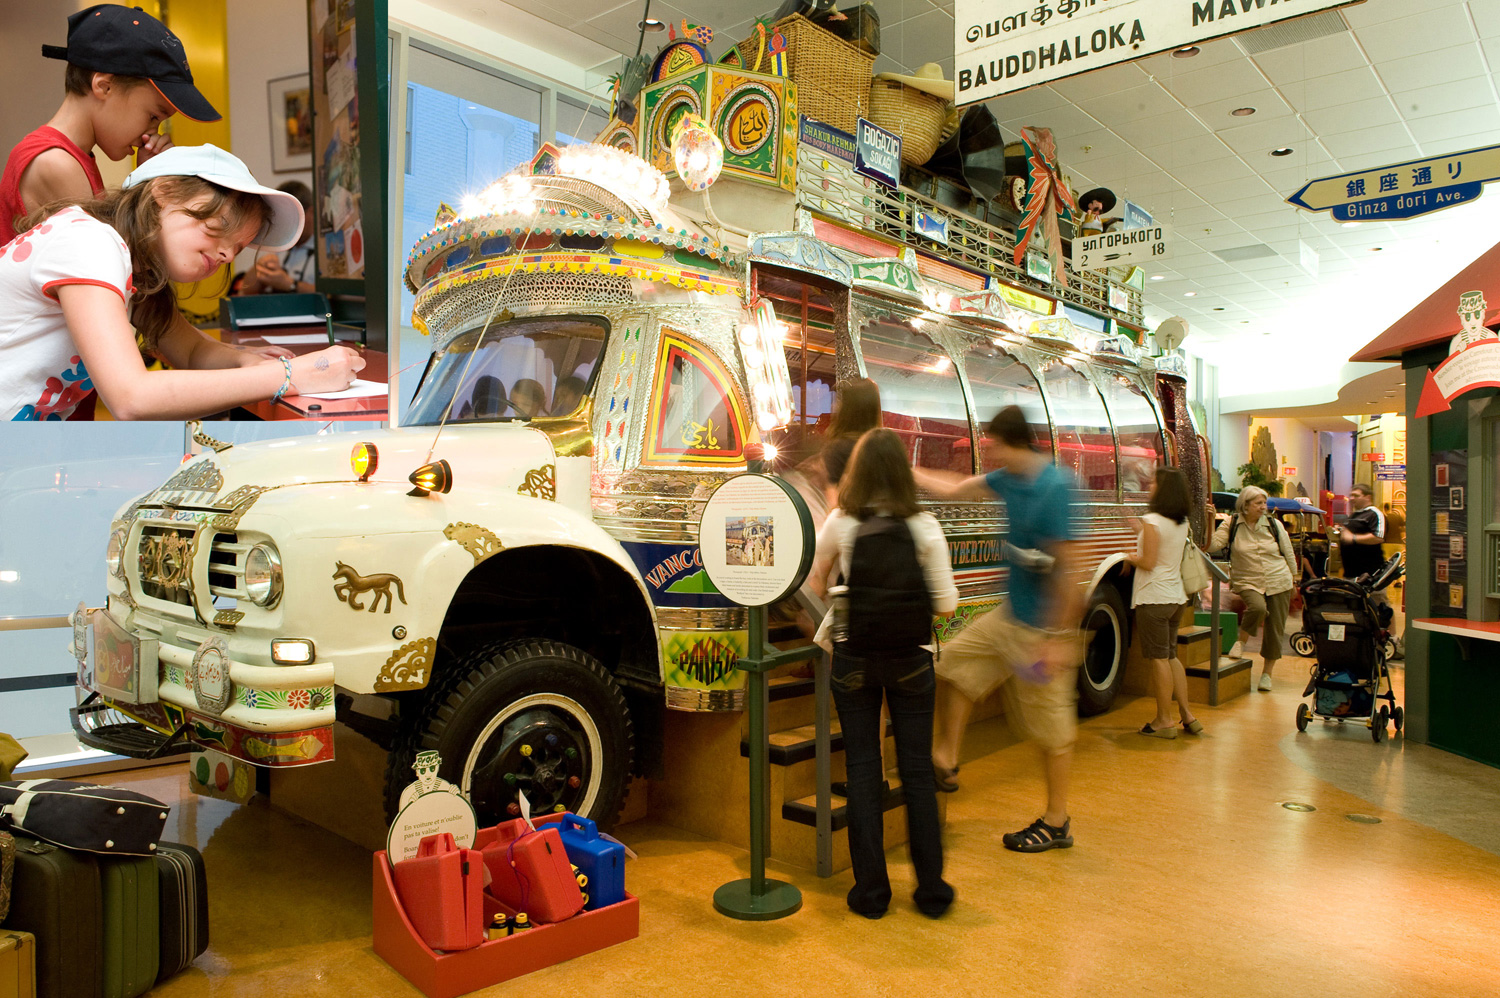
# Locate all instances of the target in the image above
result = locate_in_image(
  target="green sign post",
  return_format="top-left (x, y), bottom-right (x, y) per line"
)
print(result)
top-left (698, 464), bottom-right (816, 920)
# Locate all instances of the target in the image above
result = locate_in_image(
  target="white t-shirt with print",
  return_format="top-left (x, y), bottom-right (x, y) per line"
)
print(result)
top-left (0, 206), bottom-right (132, 420)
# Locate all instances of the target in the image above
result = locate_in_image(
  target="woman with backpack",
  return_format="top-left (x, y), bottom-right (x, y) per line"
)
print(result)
top-left (1122, 468), bottom-right (1203, 738)
top-left (1209, 485), bottom-right (1298, 691)
top-left (811, 428), bottom-right (957, 919)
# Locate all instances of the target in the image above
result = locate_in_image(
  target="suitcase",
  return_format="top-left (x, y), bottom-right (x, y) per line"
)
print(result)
top-left (475, 819), bottom-right (584, 924)
top-left (0, 830), bottom-right (13, 923)
top-left (391, 833), bottom-right (485, 952)
top-left (535, 812), bottom-right (626, 910)
top-left (99, 856), bottom-right (159, 998)
top-left (0, 931), bottom-right (36, 998)
top-left (6, 837), bottom-right (102, 998)
top-left (154, 842), bottom-right (209, 982)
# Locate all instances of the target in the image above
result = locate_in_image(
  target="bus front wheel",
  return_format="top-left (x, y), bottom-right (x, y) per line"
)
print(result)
top-left (1078, 583), bottom-right (1130, 716)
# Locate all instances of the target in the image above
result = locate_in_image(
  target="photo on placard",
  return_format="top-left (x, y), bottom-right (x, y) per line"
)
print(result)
top-left (1435, 512), bottom-right (1449, 535)
top-left (1435, 559), bottom-right (1449, 584)
top-left (724, 516), bottom-right (774, 567)
top-left (1436, 464), bottom-right (1450, 487)
top-left (1451, 486), bottom-right (1465, 510)
top-left (1450, 584), bottom-right (1465, 609)
top-left (1451, 534), bottom-right (1465, 560)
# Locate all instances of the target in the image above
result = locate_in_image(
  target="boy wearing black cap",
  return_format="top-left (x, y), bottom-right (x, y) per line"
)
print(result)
top-left (1, 4), bottom-right (222, 244)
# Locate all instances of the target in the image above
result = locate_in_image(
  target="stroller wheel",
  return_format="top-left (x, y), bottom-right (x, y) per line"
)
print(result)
top-left (1372, 706), bottom-right (1388, 743)
top-left (1291, 632), bottom-right (1316, 657)
top-left (1393, 705), bottom-right (1404, 732)
top-left (1381, 636), bottom-right (1399, 661)
top-left (1296, 703), bottom-right (1311, 732)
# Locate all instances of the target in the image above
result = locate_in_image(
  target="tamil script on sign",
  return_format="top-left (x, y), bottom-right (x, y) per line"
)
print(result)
top-left (954, 0), bottom-right (1359, 103)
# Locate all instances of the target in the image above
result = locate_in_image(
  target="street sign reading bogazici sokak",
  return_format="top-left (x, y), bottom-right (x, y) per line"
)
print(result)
top-left (954, 0), bottom-right (1364, 104)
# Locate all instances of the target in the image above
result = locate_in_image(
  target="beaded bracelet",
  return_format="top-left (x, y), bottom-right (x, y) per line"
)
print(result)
top-left (271, 357), bottom-right (293, 402)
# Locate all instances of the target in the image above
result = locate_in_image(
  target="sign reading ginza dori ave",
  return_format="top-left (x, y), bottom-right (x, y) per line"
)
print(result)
top-left (1287, 143), bottom-right (1500, 221)
top-left (954, 0), bottom-right (1361, 103)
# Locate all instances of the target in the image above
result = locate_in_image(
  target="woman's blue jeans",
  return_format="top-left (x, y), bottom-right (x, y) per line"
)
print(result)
top-left (831, 647), bottom-right (953, 916)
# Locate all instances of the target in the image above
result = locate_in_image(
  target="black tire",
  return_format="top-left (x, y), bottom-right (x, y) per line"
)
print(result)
top-left (385, 639), bottom-right (633, 830)
top-left (1393, 705), bottom-right (1405, 732)
top-left (1372, 705), bottom-right (1388, 743)
top-left (1296, 703), bottom-right (1311, 732)
top-left (1078, 583), bottom-right (1130, 717)
top-left (1291, 632), bottom-right (1316, 657)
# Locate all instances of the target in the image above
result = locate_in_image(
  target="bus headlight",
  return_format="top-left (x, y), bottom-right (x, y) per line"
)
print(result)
top-left (244, 544), bottom-right (283, 608)
top-left (106, 528), bottom-right (127, 579)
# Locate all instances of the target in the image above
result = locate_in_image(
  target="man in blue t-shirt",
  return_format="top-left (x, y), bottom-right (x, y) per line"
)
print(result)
top-left (915, 405), bottom-right (1085, 853)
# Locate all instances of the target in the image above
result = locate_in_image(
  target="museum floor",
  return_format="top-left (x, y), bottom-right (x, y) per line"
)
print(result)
top-left (114, 652), bottom-right (1500, 998)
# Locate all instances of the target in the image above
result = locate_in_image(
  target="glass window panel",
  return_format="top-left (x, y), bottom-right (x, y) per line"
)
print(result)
top-left (398, 47), bottom-right (542, 420)
top-left (406, 315), bottom-right (606, 426)
top-left (557, 96), bottom-right (612, 146)
top-left (1099, 374), bottom-right (1163, 495)
top-left (859, 320), bottom-right (972, 473)
top-left (1040, 360), bottom-right (1116, 492)
top-left (964, 342), bottom-right (1050, 474)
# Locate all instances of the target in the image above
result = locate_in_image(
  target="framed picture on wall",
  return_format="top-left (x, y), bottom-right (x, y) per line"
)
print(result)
top-left (268, 73), bottom-right (314, 173)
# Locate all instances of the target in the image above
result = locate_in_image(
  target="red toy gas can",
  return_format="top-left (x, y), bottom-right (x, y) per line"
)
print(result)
top-left (391, 832), bottom-right (485, 952)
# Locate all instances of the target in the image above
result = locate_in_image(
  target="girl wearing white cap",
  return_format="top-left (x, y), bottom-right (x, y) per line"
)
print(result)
top-left (0, 143), bottom-right (362, 420)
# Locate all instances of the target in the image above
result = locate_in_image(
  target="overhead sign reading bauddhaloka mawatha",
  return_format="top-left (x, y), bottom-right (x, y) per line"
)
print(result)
top-left (1415, 292), bottom-right (1500, 418)
top-left (953, 0), bottom-right (1362, 104)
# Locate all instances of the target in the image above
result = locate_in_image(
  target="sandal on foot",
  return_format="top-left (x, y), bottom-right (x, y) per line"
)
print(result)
top-left (933, 763), bottom-right (959, 793)
top-left (1003, 817), bottom-right (1073, 853)
top-left (1181, 719), bottom-right (1204, 735)
top-left (1139, 722), bottom-right (1178, 739)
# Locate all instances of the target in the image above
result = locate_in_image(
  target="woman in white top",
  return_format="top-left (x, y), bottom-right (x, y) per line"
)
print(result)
top-left (1123, 468), bottom-right (1202, 738)
top-left (809, 428), bottom-right (957, 920)
top-left (1209, 485), bottom-right (1298, 691)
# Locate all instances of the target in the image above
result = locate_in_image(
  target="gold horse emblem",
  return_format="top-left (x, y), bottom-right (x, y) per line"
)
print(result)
top-left (332, 562), bottom-right (408, 613)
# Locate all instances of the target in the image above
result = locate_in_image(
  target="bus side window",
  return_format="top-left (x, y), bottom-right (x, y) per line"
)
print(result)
top-left (1099, 374), bottom-right (1165, 497)
top-left (1039, 360), bottom-right (1117, 494)
top-left (858, 319), bottom-right (972, 473)
top-left (965, 344), bottom-right (1050, 472)
top-left (757, 271), bottom-right (839, 458)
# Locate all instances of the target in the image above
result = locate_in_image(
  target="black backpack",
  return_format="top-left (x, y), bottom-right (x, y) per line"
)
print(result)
top-left (840, 514), bottom-right (933, 657)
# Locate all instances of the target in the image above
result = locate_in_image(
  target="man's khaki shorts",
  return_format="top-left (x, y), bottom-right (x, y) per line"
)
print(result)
top-left (935, 604), bottom-right (1082, 751)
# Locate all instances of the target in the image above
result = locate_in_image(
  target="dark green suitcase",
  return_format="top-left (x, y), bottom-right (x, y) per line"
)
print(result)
top-left (99, 855), bottom-right (158, 998)
top-left (5, 837), bottom-right (102, 998)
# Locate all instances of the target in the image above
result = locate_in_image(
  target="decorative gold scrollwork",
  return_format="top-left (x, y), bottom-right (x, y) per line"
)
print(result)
top-left (517, 464), bottom-right (557, 501)
top-left (374, 637), bottom-right (437, 691)
top-left (444, 522), bottom-right (504, 565)
top-left (160, 461), bottom-right (224, 495)
top-left (210, 485), bottom-right (275, 531)
top-left (214, 609), bottom-right (244, 629)
top-left (188, 421), bottom-right (233, 454)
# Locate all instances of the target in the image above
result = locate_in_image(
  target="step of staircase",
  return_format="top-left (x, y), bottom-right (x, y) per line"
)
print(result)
top-left (782, 778), bottom-right (908, 831)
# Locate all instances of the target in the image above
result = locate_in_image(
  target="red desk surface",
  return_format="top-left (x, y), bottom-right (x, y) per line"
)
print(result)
top-left (1412, 618), bottom-right (1500, 643)
top-left (221, 325), bottom-right (388, 421)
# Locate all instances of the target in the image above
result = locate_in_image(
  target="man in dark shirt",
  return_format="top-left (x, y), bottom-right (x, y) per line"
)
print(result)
top-left (1339, 484), bottom-right (1387, 592)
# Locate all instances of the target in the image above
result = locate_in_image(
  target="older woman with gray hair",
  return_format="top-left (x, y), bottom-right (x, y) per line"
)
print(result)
top-left (1209, 485), bottom-right (1298, 690)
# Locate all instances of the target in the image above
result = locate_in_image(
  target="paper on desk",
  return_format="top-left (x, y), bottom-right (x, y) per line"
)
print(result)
top-left (238, 315), bottom-right (329, 328)
top-left (297, 379), bottom-right (385, 400)
top-left (257, 332), bottom-right (336, 344)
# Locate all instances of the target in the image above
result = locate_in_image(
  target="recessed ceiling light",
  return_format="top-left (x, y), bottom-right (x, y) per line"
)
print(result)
top-left (1213, 307), bottom-right (1226, 311)
top-left (1370, 246), bottom-right (1383, 251)
top-left (640, 17), bottom-right (666, 30)
top-left (1270, 147), bottom-right (1294, 157)
top-left (1231, 107), bottom-right (1256, 116)
top-left (1173, 46), bottom-right (1200, 58)
top-left (1150, 274), bottom-right (1165, 281)
top-left (1183, 291), bottom-right (1197, 297)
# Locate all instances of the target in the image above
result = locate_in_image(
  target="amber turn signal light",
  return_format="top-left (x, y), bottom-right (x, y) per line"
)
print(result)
top-left (351, 442), bottom-right (379, 482)
top-left (408, 459), bottom-right (453, 497)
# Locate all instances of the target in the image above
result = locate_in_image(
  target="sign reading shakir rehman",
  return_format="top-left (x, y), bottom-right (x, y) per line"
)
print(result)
top-left (954, 0), bottom-right (1364, 104)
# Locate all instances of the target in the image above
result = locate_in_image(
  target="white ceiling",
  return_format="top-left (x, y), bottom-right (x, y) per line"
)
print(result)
top-left (431, 0), bottom-right (1500, 407)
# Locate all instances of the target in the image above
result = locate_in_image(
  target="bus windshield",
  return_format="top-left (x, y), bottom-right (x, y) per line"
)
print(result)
top-left (406, 315), bottom-right (608, 427)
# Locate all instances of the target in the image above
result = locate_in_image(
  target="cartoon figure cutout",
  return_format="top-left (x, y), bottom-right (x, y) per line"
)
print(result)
top-left (387, 750), bottom-right (478, 864)
top-left (1450, 291), bottom-right (1493, 354)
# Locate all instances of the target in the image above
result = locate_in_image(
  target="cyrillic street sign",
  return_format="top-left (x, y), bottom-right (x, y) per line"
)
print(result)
top-left (1072, 223), bottom-right (1173, 272)
top-left (954, 0), bottom-right (1361, 104)
top-left (1287, 143), bottom-right (1500, 221)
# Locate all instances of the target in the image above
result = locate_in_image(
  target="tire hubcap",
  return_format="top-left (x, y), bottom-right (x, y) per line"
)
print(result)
top-left (461, 694), bottom-right (602, 824)
top-left (1085, 604), bottom-right (1121, 690)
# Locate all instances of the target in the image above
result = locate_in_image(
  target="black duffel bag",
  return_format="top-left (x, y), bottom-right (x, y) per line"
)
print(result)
top-left (0, 779), bottom-right (170, 856)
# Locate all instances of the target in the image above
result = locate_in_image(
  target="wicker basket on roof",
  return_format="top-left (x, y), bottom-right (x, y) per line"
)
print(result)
top-left (868, 80), bottom-right (947, 167)
top-left (741, 15), bottom-right (874, 133)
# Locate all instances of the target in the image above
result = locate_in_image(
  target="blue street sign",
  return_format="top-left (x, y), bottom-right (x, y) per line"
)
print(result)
top-left (1287, 143), bottom-right (1500, 221)
top-left (854, 117), bottom-right (901, 189)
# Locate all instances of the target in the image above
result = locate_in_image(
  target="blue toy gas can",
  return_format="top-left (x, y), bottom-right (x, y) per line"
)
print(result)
top-left (537, 812), bottom-right (626, 910)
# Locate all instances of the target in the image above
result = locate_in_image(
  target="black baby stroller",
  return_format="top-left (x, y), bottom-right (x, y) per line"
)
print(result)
top-left (1291, 552), bottom-right (1405, 742)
